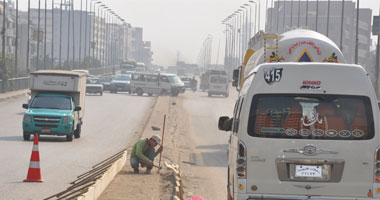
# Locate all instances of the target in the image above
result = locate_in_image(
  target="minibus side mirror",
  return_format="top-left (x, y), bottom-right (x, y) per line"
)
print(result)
top-left (22, 104), bottom-right (29, 109)
top-left (74, 106), bottom-right (82, 111)
top-left (232, 69), bottom-right (239, 82)
top-left (218, 116), bottom-right (232, 132)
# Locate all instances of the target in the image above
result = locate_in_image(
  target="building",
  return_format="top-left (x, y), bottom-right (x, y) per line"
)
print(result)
top-left (266, 0), bottom-right (372, 66)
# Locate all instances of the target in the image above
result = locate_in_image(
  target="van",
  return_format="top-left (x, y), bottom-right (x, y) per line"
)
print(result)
top-left (208, 75), bottom-right (229, 97)
top-left (130, 72), bottom-right (185, 96)
top-left (219, 63), bottom-right (380, 199)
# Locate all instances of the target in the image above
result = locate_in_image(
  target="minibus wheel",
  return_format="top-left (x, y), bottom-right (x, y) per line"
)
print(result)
top-left (136, 88), bottom-right (143, 96)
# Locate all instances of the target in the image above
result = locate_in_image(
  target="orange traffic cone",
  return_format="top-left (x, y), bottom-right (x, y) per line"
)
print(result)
top-left (24, 134), bottom-right (43, 182)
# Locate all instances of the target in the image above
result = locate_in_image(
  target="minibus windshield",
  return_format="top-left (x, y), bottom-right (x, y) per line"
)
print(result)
top-left (248, 94), bottom-right (374, 140)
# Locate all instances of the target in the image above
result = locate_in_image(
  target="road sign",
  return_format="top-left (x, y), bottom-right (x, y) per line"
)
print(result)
top-left (374, 16), bottom-right (380, 35)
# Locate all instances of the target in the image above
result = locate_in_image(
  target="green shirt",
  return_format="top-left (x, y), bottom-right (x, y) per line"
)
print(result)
top-left (130, 138), bottom-right (159, 163)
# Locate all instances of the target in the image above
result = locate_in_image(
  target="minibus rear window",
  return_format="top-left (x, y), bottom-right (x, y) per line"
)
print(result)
top-left (248, 94), bottom-right (374, 140)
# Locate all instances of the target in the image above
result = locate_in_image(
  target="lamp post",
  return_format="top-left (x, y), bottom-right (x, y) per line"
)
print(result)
top-left (27, 0), bottom-right (31, 73)
top-left (290, 0), bottom-right (293, 27)
top-left (339, 0), bottom-right (345, 51)
top-left (241, 5), bottom-right (248, 52)
top-left (248, 1), bottom-right (257, 36)
top-left (59, 0), bottom-right (62, 68)
top-left (306, 0), bottom-right (309, 28)
top-left (1, 0), bottom-right (5, 91)
top-left (297, 0), bottom-right (300, 28)
top-left (66, 0), bottom-right (71, 68)
top-left (327, 0), bottom-right (330, 36)
top-left (316, 0), bottom-right (319, 31)
top-left (354, 0), bottom-right (359, 64)
top-left (15, 0), bottom-right (19, 77)
top-left (92, 1), bottom-right (101, 59)
top-left (79, 0), bottom-right (83, 65)
top-left (37, 0), bottom-right (41, 69)
top-left (44, 0), bottom-right (47, 69)
top-left (51, 0), bottom-right (54, 68)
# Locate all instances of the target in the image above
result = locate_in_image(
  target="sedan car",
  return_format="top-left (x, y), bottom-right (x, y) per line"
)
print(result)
top-left (180, 76), bottom-right (192, 88)
top-left (99, 76), bottom-right (114, 91)
top-left (110, 74), bottom-right (131, 93)
top-left (86, 78), bottom-right (104, 96)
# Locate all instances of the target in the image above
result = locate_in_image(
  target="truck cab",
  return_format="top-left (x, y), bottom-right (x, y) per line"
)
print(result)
top-left (22, 70), bottom-right (86, 142)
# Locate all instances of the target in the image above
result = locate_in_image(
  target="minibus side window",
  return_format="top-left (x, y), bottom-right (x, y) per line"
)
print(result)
top-left (161, 76), bottom-right (169, 83)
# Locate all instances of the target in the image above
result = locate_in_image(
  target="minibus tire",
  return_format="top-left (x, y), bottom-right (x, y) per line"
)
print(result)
top-left (23, 133), bottom-right (30, 141)
top-left (171, 90), bottom-right (179, 97)
top-left (136, 88), bottom-right (143, 96)
top-left (208, 92), bottom-right (212, 97)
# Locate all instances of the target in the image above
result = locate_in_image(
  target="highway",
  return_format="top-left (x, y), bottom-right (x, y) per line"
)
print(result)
top-left (0, 92), bottom-right (152, 200)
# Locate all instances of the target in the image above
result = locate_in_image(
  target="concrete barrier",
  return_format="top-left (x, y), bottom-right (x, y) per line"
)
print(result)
top-left (77, 150), bottom-right (127, 200)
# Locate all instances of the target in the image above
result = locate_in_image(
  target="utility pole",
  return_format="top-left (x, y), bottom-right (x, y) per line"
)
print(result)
top-left (27, 0), bottom-right (30, 73)
top-left (339, 0), bottom-right (345, 51)
top-left (44, 0), bottom-right (47, 69)
top-left (327, 0), bottom-right (330, 37)
top-left (37, 0), bottom-right (41, 69)
top-left (355, 0), bottom-right (360, 64)
top-left (1, 0), bottom-right (6, 92)
top-left (59, 0), bottom-right (62, 68)
top-left (51, 0), bottom-right (54, 68)
top-left (79, 0), bottom-right (83, 66)
top-left (15, 0), bottom-right (19, 77)
top-left (66, 0), bottom-right (71, 68)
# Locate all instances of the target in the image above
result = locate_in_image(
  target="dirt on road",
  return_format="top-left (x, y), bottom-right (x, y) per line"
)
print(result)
top-left (99, 95), bottom-right (226, 200)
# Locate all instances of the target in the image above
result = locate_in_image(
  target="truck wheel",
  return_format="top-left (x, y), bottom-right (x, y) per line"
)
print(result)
top-left (100, 91), bottom-right (103, 96)
top-left (66, 125), bottom-right (74, 142)
top-left (136, 88), bottom-right (143, 96)
top-left (208, 92), bottom-right (212, 97)
top-left (74, 124), bottom-right (81, 138)
top-left (148, 93), bottom-right (153, 96)
top-left (23, 133), bottom-right (30, 141)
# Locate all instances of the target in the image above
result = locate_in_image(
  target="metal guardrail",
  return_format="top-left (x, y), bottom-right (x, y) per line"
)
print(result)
top-left (0, 66), bottom-right (120, 93)
top-left (0, 76), bottom-right (30, 93)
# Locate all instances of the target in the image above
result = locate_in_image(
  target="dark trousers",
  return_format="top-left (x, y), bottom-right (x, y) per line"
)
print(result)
top-left (130, 146), bottom-right (155, 171)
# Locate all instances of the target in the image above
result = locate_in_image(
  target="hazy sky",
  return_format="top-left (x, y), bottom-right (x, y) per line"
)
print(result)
top-left (20, 0), bottom-right (380, 66)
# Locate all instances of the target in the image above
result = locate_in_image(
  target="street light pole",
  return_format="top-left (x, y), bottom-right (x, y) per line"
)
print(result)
top-left (316, 0), bottom-right (319, 31)
top-left (290, 0), bottom-right (293, 27)
top-left (339, 0), bottom-right (345, 51)
top-left (44, 0), bottom-right (47, 69)
top-left (306, 0), bottom-right (309, 28)
top-left (354, 0), bottom-right (359, 64)
top-left (297, 0), bottom-right (300, 28)
top-left (327, 0), bottom-right (330, 37)
top-left (37, 0), bottom-right (41, 69)
top-left (1, 0), bottom-right (5, 92)
top-left (67, 0), bottom-right (71, 68)
top-left (59, 0), bottom-right (62, 68)
top-left (79, 0), bottom-right (83, 65)
top-left (27, 0), bottom-right (31, 73)
top-left (72, 0), bottom-right (75, 69)
top-left (15, 0), bottom-right (19, 77)
top-left (51, 0), bottom-right (54, 68)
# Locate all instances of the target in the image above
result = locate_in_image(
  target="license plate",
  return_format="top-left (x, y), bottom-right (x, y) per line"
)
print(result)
top-left (295, 165), bottom-right (322, 178)
top-left (41, 128), bottom-right (51, 133)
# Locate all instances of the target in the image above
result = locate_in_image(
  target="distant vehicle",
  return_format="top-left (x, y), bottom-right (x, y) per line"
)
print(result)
top-left (208, 75), bottom-right (229, 97)
top-left (86, 78), bottom-right (103, 96)
top-left (22, 70), bottom-right (86, 142)
top-left (130, 72), bottom-right (185, 97)
top-left (99, 76), bottom-right (114, 91)
top-left (200, 70), bottom-right (227, 91)
top-left (135, 62), bottom-right (146, 71)
top-left (180, 76), bottom-right (192, 88)
top-left (110, 74), bottom-right (131, 93)
top-left (120, 60), bottom-right (137, 73)
top-left (151, 66), bottom-right (161, 72)
top-left (72, 69), bottom-right (90, 77)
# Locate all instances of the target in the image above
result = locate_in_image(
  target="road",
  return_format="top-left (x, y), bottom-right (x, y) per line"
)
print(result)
top-left (182, 88), bottom-right (238, 199)
top-left (0, 92), bottom-right (152, 200)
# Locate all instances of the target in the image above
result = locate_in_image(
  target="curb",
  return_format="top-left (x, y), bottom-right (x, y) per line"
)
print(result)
top-left (77, 150), bottom-right (127, 200)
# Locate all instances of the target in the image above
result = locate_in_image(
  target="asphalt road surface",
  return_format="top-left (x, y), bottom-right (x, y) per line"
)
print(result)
top-left (0, 92), bottom-right (152, 200)
top-left (183, 87), bottom-right (238, 199)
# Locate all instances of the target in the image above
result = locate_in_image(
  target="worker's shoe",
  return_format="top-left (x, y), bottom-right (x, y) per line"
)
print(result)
top-left (133, 169), bottom-right (139, 174)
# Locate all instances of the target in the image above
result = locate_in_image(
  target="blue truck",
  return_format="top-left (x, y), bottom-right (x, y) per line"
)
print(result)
top-left (22, 70), bottom-right (86, 141)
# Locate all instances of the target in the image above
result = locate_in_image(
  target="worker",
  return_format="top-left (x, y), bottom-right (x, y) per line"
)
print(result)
top-left (130, 135), bottom-right (163, 174)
